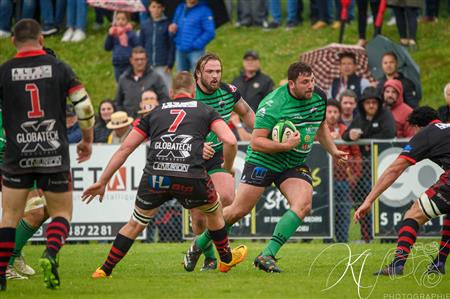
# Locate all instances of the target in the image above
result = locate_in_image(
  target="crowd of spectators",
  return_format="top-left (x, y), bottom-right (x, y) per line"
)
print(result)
top-left (2, 0), bottom-right (448, 244)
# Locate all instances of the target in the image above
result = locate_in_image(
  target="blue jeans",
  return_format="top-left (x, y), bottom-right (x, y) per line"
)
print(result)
top-left (176, 49), bottom-right (204, 73)
top-left (332, 0), bottom-right (355, 21)
top-left (0, 0), bottom-right (13, 31)
top-left (270, 0), bottom-right (298, 24)
top-left (21, 0), bottom-right (37, 19)
top-left (40, 0), bottom-right (66, 28)
top-left (317, 0), bottom-right (331, 23)
top-left (66, 0), bottom-right (87, 30)
top-left (113, 63), bottom-right (130, 82)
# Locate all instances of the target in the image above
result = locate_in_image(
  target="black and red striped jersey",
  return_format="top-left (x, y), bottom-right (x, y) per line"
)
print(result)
top-left (0, 49), bottom-right (81, 174)
top-left (399, 120), bottom-right (450, 170)
top-left (135, 96), bottom-right (222, 178)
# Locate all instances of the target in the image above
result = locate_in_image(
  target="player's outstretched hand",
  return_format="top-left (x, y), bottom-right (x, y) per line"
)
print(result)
top-left (354, 200), bottom-right (372, 223)
top-left (82, 182), bottom-right (106, 204)
top-left (203, 142), bottom-right (215, 160)
top-left (285, 131), bottom-right (300, 150)
top-left (77, 141), bottom-right (92, 163)
top-left (332, 149), bottom-right (349, 166)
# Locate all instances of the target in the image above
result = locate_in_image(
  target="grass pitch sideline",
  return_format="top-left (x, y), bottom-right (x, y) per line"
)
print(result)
top-left (2, 241), bottom-right (449, 299)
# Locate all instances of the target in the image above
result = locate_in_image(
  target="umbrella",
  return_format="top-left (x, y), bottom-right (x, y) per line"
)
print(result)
top-left (338, 0), bottom-right (351, 43)
top-left (366, 35), bottom-right (422, 99)
top-left (87, 0), bottom-right (146, 12)
top-left (300, 43), bottom-right (374, 92)
top-left (374, 0), bottom-right (387, 35)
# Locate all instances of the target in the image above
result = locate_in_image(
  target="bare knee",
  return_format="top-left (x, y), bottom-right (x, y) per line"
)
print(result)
top-left (219, 191), bottom-right (234, 207)
top-left (404, 200), bottom-right (429, 225)
top-left (23, 207), bottom-right (46, 228)
top-left (291, 201), bottom-right (312, 219)
top-left (224, 204), bottom-right (249, 225)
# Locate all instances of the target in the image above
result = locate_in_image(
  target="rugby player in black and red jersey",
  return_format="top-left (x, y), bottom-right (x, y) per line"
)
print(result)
top-left (355, 106), bottom-right (450, 276)
top-left (82, 71), bottom-right (248, 278)
top-left (0, 19), bottom-right (95, 291)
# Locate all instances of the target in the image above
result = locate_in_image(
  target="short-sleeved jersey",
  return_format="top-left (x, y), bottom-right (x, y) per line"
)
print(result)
top-left (246, 85), bottom-right (327, 172)
top-left (135, 97), bottom-right (222, 178)
top-left (0, 50), bottom-right (81, 174)
top-left (399, 120), bottom-right (450, 170)
top-left (195, 82), bottom-right (241, 151)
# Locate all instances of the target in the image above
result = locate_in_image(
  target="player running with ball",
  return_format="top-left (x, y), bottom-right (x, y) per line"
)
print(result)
top-left (184, 62), bottom-right (348, 273)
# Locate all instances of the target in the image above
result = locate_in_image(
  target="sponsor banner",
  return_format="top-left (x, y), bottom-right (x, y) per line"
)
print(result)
top-left (183, 143), bottom-right (332, 239)
top-left (373, 141), bottom-right (444, 238)
top-left (24, 144), bottom-right (148, 240)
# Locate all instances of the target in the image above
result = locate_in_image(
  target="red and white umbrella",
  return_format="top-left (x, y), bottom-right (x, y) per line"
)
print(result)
top-left (87, 0), bottom-right (146, 12)
top-left (300, 43), bottom-right (374, 92)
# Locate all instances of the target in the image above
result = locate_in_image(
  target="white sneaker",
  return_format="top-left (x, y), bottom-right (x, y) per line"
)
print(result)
top-left (0, 30), bottom-right (11, 39)
top-left (387, 16), bottom-right (396, 26)
top-left (6, 266), bottom-right (28, 280)
top-left (61, 28), bottom-right (74, 42)
top-left (13, 255), bottom-right (35, 276)
top-left (71, 29), bottom-right (86, 42)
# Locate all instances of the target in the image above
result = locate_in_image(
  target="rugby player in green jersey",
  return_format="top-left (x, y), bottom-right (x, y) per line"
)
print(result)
top-left (186, 62), bottom-right (348, 273)
top-left (184, 54), bottom-right (255, 271)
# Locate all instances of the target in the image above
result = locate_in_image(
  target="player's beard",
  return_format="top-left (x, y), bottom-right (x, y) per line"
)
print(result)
top-left (200, 77), bottom-right (219, 93)
top-left (293, 87), bottom-right (313, 100)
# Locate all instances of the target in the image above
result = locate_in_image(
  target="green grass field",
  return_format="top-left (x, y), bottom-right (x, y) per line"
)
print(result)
top-left (1, 241), bottom-right (449, 299)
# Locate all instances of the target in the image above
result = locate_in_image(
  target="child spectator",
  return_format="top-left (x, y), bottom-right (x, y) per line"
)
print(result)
top-left (105, 11), bottom-right (140, 82)
top-left (140, 0), bottom-right (175, 89)
top-left (94, 99), bottom-right (116, 143)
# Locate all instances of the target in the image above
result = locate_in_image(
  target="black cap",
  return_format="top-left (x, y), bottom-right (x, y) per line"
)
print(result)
top-left (360, 86), bottom-right (382, 102)
top-left (66, 104), bottom-right (76, 117)
top-left (243, 50), bottom-right (259, 60)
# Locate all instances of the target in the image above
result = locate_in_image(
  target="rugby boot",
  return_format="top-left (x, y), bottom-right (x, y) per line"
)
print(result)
top-left (254, 253), bottom-right (281, 273)
top-left (218, 245), bottom-right (248, 273)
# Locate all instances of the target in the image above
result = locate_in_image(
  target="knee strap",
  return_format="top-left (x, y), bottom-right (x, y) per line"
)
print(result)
top-left (132, 208), bottom-right (153, 226)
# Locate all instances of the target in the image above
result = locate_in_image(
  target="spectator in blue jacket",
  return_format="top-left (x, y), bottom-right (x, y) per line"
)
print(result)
top-left (169, 0), bottom-right (216, 72)
top-left (105, 11), bottom-right (140, 82)
top-left (140, 0), bottom-right (175, 89)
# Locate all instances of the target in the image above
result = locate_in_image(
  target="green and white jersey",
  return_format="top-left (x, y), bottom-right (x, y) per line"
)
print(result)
top-left (246, 85), bottom-right (327, 172)
top-left (196, 82), bottom-right (241, 151)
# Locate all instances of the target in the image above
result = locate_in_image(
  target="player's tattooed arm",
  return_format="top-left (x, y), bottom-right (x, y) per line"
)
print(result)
top-left (233, 98), bottom-right (255, 129)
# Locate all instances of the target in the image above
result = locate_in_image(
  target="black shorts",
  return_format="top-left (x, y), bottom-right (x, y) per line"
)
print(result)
top-left (420, 169), bottom-right (450, 218)
top-left (240, 162), bottom-right (312, 188)
top-left (1, 171), bottom-right (72, 192)
top-left (205, 149), bottom-right (227, 175)
top-left (135, 173), bottom-right (218, 210)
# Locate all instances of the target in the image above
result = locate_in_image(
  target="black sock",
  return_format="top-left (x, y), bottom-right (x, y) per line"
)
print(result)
top-left (209, 226), bottom-right (232, 263)
top-left (392, 218), bottom-right (419, 267)
top-left (46, 217), bottom-right (70, 259)
top-left (0, 228), bottom-right (16, 277)
top-left (435, 214), bottom-right (450, 264)
top-left (101, 233), bottom-right (134, 275)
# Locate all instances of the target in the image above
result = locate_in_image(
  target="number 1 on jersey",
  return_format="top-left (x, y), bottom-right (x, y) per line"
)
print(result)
top-left (168, 109), bottom-right (186, 133)
top-left (25, 83), bottom-right (44, 118)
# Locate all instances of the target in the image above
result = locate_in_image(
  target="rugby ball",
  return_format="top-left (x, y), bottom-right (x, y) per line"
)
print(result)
top-left (272, 120), bottom-right (297, 143)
